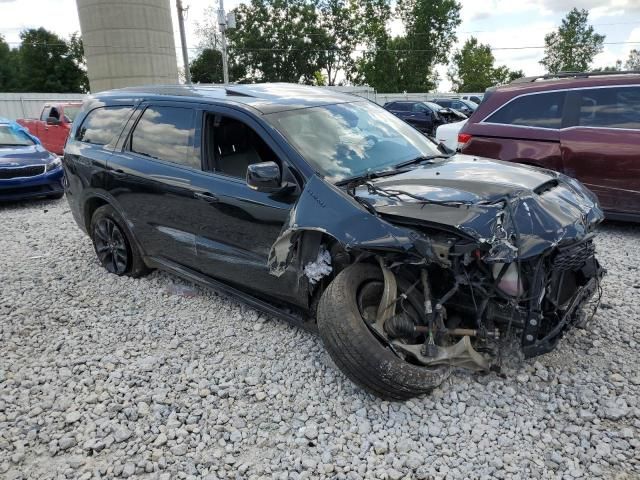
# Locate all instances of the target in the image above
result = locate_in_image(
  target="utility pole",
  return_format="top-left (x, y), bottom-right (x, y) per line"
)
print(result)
top-left (176, 0), bottom-right (192, 84)
top-left (218, 0), bottom-right (229, 84)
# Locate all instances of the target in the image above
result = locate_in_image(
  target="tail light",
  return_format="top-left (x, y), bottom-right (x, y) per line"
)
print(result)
top-left (457, 133), bottom-right (472, 150)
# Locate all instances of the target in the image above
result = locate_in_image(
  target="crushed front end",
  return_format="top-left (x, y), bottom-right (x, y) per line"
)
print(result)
top-left (269, 156), bottom-right (605, 373)
top-left (350, 163), bottom-right (605, 369)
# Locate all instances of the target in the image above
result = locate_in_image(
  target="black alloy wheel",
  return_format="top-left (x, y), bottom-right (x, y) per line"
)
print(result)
top-left (93, 217), bottom-right (129, 275)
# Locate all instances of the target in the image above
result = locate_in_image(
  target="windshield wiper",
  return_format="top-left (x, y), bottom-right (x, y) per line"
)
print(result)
top-left (393, 154), bottom-right (453, 169)
top-left (335, 168), bottom-right (409, 187)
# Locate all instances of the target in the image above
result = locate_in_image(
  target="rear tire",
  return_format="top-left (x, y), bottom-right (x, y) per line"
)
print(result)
top-left (317, 263), bottom-right (448, 400)
top-left (90, 205), bottom-right (149, 278)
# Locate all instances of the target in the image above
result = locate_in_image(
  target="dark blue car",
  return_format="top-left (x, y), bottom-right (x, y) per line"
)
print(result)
top-left (0, 117), bottom-right (64, 201)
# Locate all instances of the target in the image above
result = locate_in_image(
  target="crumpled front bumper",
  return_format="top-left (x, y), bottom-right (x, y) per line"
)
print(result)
top-left (520, 236), bottom-right (604, 358)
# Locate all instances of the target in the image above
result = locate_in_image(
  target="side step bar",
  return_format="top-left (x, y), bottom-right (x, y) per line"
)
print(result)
top-left (145, 256), bottom-right (317, 333)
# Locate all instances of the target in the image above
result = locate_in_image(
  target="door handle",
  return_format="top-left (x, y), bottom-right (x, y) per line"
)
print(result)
top-left (194, 191), bottom-right (218, 202)
top-left (111, 169), bottom-right (126, 177)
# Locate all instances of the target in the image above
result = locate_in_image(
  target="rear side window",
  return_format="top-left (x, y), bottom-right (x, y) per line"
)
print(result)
top-left (130, 106), bottom-right (199, 169)
top-left (485, 91), bottom-right (565, 129)
top-left (578, 86), bottom-right (640, 129)
top-left (392, 103), bottom-right (411, 111)
top-left (77, 106), bottom-right (132, 145)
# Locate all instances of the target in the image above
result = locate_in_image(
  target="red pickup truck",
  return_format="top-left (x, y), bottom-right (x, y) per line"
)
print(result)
top-left (17, 102), bottom-right (83, 155)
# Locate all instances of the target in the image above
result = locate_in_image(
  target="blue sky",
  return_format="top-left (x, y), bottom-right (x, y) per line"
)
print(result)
top-left (1, 0), bottom-right (640, 91)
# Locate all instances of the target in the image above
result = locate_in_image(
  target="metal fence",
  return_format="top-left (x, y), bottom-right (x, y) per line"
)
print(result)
top-left (0, 88), bottom-right (476, 120)
top-left (0, 93), bottom-right (86, 120)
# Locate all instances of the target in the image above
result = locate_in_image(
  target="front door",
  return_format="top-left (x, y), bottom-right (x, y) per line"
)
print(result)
top-left (561, 86), bottom-right (640, 215)
top-left (192, 107), bottom-right (303, 305)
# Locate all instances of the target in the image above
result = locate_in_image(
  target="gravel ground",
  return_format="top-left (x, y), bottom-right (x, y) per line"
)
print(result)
top-left (1, 198), bottom-right (639, 480)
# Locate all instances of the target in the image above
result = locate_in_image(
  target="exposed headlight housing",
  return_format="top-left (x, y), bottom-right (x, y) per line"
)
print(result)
top-left (45, 156), bottom-right (62, 172)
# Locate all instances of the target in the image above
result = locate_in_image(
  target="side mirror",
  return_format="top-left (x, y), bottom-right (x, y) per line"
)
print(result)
top-left (246, 161), bottom-right (281, 193)
top-left (46, 116), bottom-right (61, 125)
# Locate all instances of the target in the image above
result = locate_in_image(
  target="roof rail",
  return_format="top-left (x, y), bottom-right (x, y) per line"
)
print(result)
top-left (510, 70), bottom-right (640, 84)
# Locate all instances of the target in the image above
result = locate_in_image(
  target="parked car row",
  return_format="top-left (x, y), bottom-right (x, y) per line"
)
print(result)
top-left (383, 100), bottom-right (467, 135)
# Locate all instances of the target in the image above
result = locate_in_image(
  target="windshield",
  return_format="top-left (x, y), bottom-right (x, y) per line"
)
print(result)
top-left (0, 125), bottom-right (35, 147)
top-left (268, 101), bottom-right (442, 182)
top-left (64, 106), bottom-right (81, 123)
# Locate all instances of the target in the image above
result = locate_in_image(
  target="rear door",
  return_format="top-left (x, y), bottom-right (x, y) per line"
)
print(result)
top-left (561, 85), bottom-right (640, 215)
top-left (462, 90), bottom-right (567, 171)
top-left (107, 101), bottom-right (205, 269)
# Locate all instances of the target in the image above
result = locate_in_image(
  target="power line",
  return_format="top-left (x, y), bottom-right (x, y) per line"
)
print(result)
top-left (5, 40), bottom-right (640, 53)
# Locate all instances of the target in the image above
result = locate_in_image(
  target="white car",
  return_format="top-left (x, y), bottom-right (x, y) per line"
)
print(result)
top-left (435, 119), bottom-right (467, 151)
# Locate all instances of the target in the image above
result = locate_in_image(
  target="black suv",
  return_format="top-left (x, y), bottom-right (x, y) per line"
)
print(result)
top-left (383, 100), bottom-right (466, 135)
top-left (64, 83), bottom-right (604, 400)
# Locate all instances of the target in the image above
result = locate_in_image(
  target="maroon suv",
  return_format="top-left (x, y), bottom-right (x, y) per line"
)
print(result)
top-left (458, 72), bottom-right (640, 221)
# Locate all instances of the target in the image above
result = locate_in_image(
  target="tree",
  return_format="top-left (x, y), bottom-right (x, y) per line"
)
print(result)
top-left (191, 48), bottom-right (224, 83)
top-left (0, 35), bottom-right (19, 91)
top-left (315, 0), bottom-right (359, 85)
top-left (226, 0), bottom-right (324, 83)
top-left (358, 0), bottom-right (461, 92)
top-left (448, 38), bottom-right (524, 92)
top-left (540, 8), bottom-right (605, 73)
top-left (395, 0), bottom-right (461, 92)
top-left (625, 49), bottom-right (640, 71)
top-left (67, 32), bottom-right (89, 92)
top-left (15, 28), bottom-right (88, 92)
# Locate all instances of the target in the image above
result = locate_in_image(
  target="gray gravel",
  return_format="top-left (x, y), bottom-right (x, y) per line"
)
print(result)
top-left (1, 198), bottom-right (639, 480)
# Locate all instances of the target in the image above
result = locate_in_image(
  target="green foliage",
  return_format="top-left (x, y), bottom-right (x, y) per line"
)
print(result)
top-left (226, 0), bottom-right (324, 83)
top-left (191, 48), bottom-right (224, 84)
top-left (213, 0), bottom-right (460, 92)
top-left (314, 0), bottom-right (360, 85)
top-left (356, 0), bottom-right (461, 92)
top-left (0, 35), bottom-right (19, 91)
top-left (625, 49), bottom-right (640, 71)
top-left (448, 38), bottom-right (523, 92)
top-left (540, 8), bottom-right (605, 74)
top-left (1, 28), bottom-right (88, 93)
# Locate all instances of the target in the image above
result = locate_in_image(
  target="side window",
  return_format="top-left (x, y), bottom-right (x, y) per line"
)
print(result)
top-left (49, 107), bottom-right (60, 120)
top-left (130, 106), bottom-right (199, 169)
top-left (205, 114), bottom-right (278, 179)
top-left (40, 107), bottom-right (51, 121)
top-left (485, 91), bottom-right (566, 129)
top-left (438, 100), bottom-right (451, 108)
top-left (392, 103), bottom-right (409, 111)
top-left (77, 106), bottom-right (132, 145)
top-left (578, 87), bottom-right (640, 129)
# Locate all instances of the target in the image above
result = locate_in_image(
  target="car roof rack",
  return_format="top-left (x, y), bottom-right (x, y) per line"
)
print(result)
top-left (510, 70), bottom-right (640, 84)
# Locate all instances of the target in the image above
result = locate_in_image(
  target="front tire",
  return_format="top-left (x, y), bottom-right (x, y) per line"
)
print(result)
top-left (317, 263), bottom-right (448, 400)
top-left (90, 205), bottom-right (149, 278)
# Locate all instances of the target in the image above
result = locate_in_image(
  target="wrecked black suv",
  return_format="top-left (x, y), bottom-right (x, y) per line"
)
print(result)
top-left (64, 84), bottom-right (604, 400)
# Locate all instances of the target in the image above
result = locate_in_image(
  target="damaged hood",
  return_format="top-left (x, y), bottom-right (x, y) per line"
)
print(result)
top-left (355, 155), bottom-right (604, 259)
top-left (268, 155), bottom-right (603, 277)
